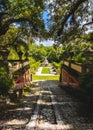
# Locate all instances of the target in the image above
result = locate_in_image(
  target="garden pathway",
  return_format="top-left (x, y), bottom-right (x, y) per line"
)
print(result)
top-left (35, 67), bottom-right (56, 76)
top-left (0, 80), bottom-right (93, 130)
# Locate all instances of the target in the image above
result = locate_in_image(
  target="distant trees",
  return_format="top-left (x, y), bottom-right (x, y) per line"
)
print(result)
top-left (29, 44), bottom-right (47, 62)
top-left (46, 46), bottom-right (60, 63)
top-left (29, 40), bottom-right (93, 65)
top-left (29, 44), bottom-right (61, 63)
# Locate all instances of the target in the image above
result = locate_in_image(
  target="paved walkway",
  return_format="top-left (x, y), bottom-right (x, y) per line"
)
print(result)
top-left (0, 80), bottom-right (93, 129)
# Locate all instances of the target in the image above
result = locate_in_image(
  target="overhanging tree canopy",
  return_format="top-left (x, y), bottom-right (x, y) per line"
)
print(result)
top-left (0, 0), bottom-right (49, 59)
top-left (0, 0), bottom-right (46, 37)
top-left (48, 0), bottom-right (93, 45)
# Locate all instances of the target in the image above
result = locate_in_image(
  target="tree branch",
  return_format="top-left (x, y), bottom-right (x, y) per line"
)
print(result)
top-left (0, 17), bottom-right (31, 36)
top-left (57, 0), bottom-right (87, 36)
top-left (82, 21), bottom-right (93, 27)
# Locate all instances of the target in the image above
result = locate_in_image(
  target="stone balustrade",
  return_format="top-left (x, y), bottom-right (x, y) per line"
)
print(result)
top-left (60, 61), bottom-right (93, 87)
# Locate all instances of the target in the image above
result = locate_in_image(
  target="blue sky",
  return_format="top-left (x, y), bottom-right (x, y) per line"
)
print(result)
top-left (36, 10), bottom-right (54, 46)
top-left (42, 11), bottom-right (50, 30)
top-left (35, 38), bottom-right (54, 46)
top-left (42, 11), bottom-right (54, 46)
top-left (43, 40), bottom-right (54, 46)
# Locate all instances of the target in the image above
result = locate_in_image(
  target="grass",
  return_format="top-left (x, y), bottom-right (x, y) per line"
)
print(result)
top-left (32, 74), bottom-right (59, 80)
top-left (41, 67), bottom-right (50, 74)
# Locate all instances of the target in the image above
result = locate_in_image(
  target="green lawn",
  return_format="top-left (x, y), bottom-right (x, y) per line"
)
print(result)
top-left (32, 75), bottom-right (59, 80)
top-left (41, 67), bottom-right (50, 74)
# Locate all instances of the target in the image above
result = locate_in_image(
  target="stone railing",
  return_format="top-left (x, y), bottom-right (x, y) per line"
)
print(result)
top-left (60, 61), bottom-right (93, 87)
top-left (63, 61), bottom-right (93, 73)
top-left (8, 60), bottom-right (31, 89)
top-left (8, 60), bottom-right (29, 73)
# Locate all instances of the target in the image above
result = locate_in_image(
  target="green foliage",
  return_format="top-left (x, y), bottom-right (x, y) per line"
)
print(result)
top-left (74, 53), bottom-right (86, 63)
top-left (79, 71), bottom-right (93, 94)
top-left (41, 67), bottom-right (50, 74)
top-left (52, 62), bottom-right (62, 75)
top-left (0, 0), bottom-right (46, 38)
top-left (0, 25), bottom-right (29, 60)
top-left (0, 26), bottom-right (19, 46)
top-left (48, 0), bottom-right (92, 45)
top-left (29, 57), bottom-right (41, 74)
top-left (29, 44), bottom-right (47, 62)
top-left (47, 46), bottom-right (60, 62)
top-left (29, 44), bottom-right (63, 63)
top-left (8, 47), bottom-right (19, 60)
top-left (90, 54), bottom-right (93, 62)
top-left (52, 62), bottom-right (60, 69)
top-left (83, 32), bottom-right (93, 43)
top-left (58, 39), bottom-right (93, 63)
top-left (0, 67), bottom-right (13, 96)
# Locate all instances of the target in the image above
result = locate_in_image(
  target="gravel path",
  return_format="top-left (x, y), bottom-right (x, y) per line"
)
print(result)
top-left (0, 80), bottom-right (93, 130)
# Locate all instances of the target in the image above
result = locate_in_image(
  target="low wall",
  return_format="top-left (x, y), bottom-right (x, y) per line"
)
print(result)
top-left (60, 61), bottom-right (93, 87)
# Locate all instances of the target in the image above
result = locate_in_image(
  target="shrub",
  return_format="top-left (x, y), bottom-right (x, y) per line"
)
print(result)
top-left (29, 58), bottom-right (41, 74)
top-left (79, 71), bottom-right (93, 95)
top-left (52, 62), bottom-right (62, 74)
top-left (0, 67), bottom-right (13, 96)
top-left (74, 53), bottom-right (86, 63)
top-left (52, 62), bottom-right (60, 69)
